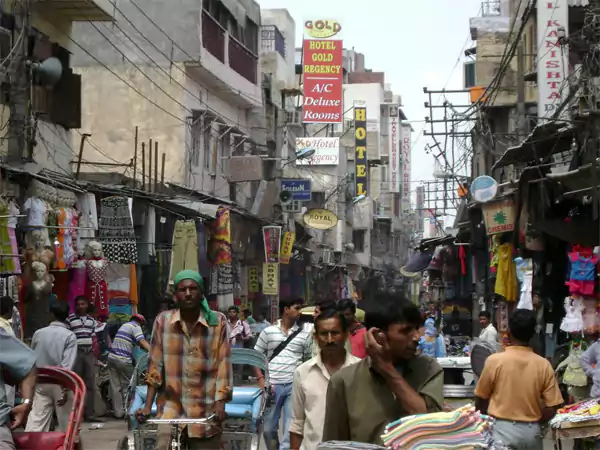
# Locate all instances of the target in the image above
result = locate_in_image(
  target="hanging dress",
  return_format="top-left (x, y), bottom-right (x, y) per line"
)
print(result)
top-left (494, 243), bottom-right (519, 302)
top-left (566, 252), bottom-right (598, 297)
top-left (85, 258), bottom-right (109, 319)
top-left (560, 297), bottom-right (585, 334)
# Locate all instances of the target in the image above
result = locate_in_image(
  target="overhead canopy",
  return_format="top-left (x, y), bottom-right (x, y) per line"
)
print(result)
top-left (492, 123), bottom-right (575, 171)
top-left (168, 198), bottom-right (220, 219)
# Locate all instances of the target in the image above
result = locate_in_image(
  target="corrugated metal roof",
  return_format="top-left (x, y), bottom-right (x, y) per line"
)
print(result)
top-left (569, 0), bottom-right (588, 6)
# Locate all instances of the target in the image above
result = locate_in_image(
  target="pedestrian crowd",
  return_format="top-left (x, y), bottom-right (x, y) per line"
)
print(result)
top-left (0, 270), bottom-right (588, 450)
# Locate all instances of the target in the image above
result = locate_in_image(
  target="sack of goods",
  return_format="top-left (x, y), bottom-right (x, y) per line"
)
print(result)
top-left (381, 405), bottom-right (494, 449)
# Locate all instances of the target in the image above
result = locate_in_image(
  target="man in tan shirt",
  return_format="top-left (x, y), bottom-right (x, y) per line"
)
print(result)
top-left (475, 309), bottom-right (564, 449)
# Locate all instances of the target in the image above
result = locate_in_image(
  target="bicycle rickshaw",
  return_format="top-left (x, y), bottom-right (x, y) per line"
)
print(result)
top-left (12, 366), bottom-right (86, 450)
top-left (119, 347), bottom-right (269, 450)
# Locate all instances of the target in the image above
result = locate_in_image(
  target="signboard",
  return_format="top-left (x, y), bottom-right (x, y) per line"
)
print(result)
top-left (303, 208), bottom-right (339, 230)
top-left (388, 105), bottom-right (400, 193)
top-left (281, 179), bottom-right (312, 201)
top-left (537, 0), bottom-right (569, 120)
top-left (296, 137), bottom-right (340, 165)
top-left (482, 199), bottom-right (516, 235)
top-left (470, 175), bottom-right (499, 203)
top-left (302, 20), bottom-right (343, 123)
top-left (354, 106), bottom-right (368, 197)
top-left (280, 232), bottom-right (295, 264)
top-left (226, 156), bottom-right (263, 182)
top-left (400, 123), bottom-right (412, 215)
top-left (263, 262), bottom-right (279, 296)
top-left (262, 226), bottom-right (282, 263)
top-left (248, 266), bottom-right (259, 293)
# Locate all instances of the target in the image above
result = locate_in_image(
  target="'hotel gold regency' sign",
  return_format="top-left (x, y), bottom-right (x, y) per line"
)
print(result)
top-left (354, 106), bottom-right (367, 197)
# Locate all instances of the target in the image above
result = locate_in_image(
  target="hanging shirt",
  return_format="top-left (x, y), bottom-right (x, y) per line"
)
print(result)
top-left (494, 243), bottom-right (519, 302)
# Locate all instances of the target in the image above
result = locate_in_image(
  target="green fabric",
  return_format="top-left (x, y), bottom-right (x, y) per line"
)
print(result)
top-left (173, 270), bottom-right (218, 326)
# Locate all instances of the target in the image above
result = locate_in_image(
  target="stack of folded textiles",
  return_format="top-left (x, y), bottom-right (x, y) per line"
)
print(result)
top-left (381, 405), bottom-right (493, 450)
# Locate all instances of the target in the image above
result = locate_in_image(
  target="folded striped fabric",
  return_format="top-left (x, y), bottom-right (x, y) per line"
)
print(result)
top-left (381, 405), bottom-right (493, 450)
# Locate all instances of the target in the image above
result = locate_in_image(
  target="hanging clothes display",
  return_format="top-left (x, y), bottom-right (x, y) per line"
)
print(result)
top-left (85, 241), bottom-right (109, 319)
top-left (169, 220), bottom-right (199, 283)
top-left (76, 193), bottom-right (97, 254)
top-left (561, 297), bottom-right (585, 334)
top-left (99, 196), bottom-right (138, 264)
top-left (514, 257), bottom-right (533, 310)
top-left (0, 200), bottom-right (21, 274)
top-left (494, 243), bottom-right (518, 302)
top-left (566, 250), bottom-right (598, 297)
top-left (67, 260), bottom-right (87, 313)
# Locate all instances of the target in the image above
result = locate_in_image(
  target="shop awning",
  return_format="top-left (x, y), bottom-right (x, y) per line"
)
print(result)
top-left (491, 123), bottom-right (575, 171)
top-left (167, 198), bottom-right (220, 218)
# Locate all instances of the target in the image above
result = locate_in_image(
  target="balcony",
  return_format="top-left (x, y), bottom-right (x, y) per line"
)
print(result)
top-left (193, 9), bottom-right (261, 108)
top-left (35, 0), bottom-right (115, 21)
top-left (229, 36), bottom-right (257, 84)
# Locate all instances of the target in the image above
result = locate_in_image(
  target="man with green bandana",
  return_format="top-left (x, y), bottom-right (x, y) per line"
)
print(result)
top-left (136, 270), bottom-right (232, 450)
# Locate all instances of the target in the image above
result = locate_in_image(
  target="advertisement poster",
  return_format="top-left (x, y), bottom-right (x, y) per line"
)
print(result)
top-left (537, 0), bottom-right (569, 120)
top-left (354, 106), bottom-right (368, 197)
top-left (262, 226), bottom-right (282, 263)
top-left (280, 232), bottom-right (296, 264)
top-left (263, 262), bottom-right (279, 295)
top-left (295, 137), bottom-right (340, 165)
top-left (388, 105), bottom-right (400, 193)
top-left (248, 266), bottom-right (259, 293)
top-left (302, 19), bottom-right (343, 124)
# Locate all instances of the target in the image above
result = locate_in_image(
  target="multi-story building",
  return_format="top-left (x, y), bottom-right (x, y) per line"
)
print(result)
top-left (0, 0), bottom-right (114, 171)
top-left (71, 0), bottom-right (265, 206)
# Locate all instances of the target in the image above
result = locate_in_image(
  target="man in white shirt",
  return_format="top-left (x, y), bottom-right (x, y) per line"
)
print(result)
top-left (26, 301), bottom-right (78, 432)
top-left (290, 309), bottom-right (359, 450)
top-left (478, 311), bottom-right (498, 345)
top-left (254, 298), bottom-right (312, 450)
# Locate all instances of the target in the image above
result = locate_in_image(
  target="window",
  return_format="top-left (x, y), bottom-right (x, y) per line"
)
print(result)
top-left (352, 230), bottom-right (366, 253)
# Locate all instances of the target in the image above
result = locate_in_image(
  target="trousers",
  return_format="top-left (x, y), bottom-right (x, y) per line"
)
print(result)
top-left (0, 426), bottom-right (14, 450)
top-left (25, 384), bottom-right (73, 432)
top-left (74, 348), bottom-right (97, 419)
top-left (492, 419), bottom-right (543, 450)
top-left (264, 383), bottom-right (293, 450)
top-left (156, 426), bottom-right (221, 450)
top-left (107, 357), bottom-right (134, 418)
top-left (169, 221), bottom-right (199, 283)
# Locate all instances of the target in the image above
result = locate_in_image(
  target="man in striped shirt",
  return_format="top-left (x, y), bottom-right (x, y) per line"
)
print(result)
top-left (255, 298), bottom-right (313, 450)
top-left (66, 295), bottom-right (100, 421)
top-left (136, 270), bottom-right (232, 450)
top-left (107, 314), bottom-right (150, 418)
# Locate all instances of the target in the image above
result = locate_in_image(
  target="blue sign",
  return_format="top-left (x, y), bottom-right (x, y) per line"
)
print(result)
top-left (281, 179), bottom-right (311, 201)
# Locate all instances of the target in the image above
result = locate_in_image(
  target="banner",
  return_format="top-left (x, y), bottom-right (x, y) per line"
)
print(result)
top-left (537, 0), bottom-right (568, 120)
top-left (296, 137), bottom-right (340, 165)
top-left (354, 106), bottom-right (368, 197)
top-left (263, 262), bottom-right (279, 296)
top-left (248, 266), bottom-right (259, 293)
top-left (400, 124), bottom-right (412, 215)
top-left (280, 232), bottom-right (295, 264)
top-left (302, 19), bottom-right (343, 124)
top-left (388, 105), bottom-right (400, 193)
top-left (262, 226), bottom-right (282, 263)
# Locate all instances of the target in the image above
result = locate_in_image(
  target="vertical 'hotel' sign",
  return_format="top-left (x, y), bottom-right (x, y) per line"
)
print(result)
top-left (354, 106), bottom-right (367, 197)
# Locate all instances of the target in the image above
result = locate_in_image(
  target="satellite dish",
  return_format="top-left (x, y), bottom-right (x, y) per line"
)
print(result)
top-left (279, 190), bottom-right (293, 205)
top-left (31, 57), bottom-right (63, 87)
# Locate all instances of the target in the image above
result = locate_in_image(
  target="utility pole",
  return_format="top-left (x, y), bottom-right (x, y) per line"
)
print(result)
top-left (7, 0), bottom-right (31, 163)
top-left (516, 41), bottom-right (526, 141)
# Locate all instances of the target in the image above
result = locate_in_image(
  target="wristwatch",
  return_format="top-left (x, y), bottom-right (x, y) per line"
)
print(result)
top-left (21, 399), bottom-right (32, 408)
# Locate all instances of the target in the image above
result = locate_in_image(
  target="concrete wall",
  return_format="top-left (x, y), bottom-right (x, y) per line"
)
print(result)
top-left (261, 9), bottom-right (296, 87)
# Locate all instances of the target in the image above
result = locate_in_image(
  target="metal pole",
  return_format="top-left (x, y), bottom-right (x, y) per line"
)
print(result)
top-left (141, 142), bottom-right (146, 191)
top-left (516, 41), bottom-right (526, 141)
top-left (160, 152), bottom-right (166, 192)
top-left (154, 141), bottom-right (159, 193)
top-left (133, 126), bottom-right (138, 187)
top-left (75, 133), bottom-right (91, 180)
top-left (148, 139), bottom-right (153, 193)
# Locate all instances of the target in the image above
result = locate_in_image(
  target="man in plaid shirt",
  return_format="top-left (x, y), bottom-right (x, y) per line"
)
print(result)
top-left (136, 270), bottom-right (232, 450)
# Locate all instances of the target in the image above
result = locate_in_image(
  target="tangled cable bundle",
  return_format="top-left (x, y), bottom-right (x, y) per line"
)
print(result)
top-left (381, 405), bottom-right (494, 450)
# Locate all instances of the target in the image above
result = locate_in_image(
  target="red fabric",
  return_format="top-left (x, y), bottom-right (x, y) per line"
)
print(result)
top-left (458, 246), bottom-right (467, 276)
top-left (349, 325), bottom-right (367, 359)
top-left (13, 432), bottom-right (66, 450)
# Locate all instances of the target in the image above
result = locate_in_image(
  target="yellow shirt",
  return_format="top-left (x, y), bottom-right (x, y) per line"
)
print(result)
top-left (494, 243), bottom-right (519, 302)
top-left (475, 346), bottom-right (563, 422)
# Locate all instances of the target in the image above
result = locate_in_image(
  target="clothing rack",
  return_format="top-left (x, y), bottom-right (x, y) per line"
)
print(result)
top-left (0, 214), bottom-right (26, 219)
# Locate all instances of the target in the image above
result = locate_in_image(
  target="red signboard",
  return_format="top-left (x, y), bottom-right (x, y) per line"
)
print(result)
top-left (302, 39), bottom-right (343, 124)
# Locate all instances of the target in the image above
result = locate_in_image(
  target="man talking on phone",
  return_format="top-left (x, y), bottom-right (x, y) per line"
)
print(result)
top-left (322, 294), bottom-right (444, 445)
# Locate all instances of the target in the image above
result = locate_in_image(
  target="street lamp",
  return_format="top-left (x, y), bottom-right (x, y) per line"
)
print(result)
top-left (353, 194), bottom-right (366, 204)
top-left (282, 147), bottom-right (316, 167)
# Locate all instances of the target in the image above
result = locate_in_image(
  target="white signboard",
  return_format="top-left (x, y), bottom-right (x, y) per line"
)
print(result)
top-left (537, 0), bottom-right (569, 120)
top-left (296, 137), bottom-right (340, 166)
top-left (388, 106), bottom-right (400, 193)
top-left (400, 124), bottom-right (412, 215)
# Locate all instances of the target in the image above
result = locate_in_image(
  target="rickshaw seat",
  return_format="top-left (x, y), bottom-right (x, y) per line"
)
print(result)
top-left (12, 431), bottom-right (66, 450)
